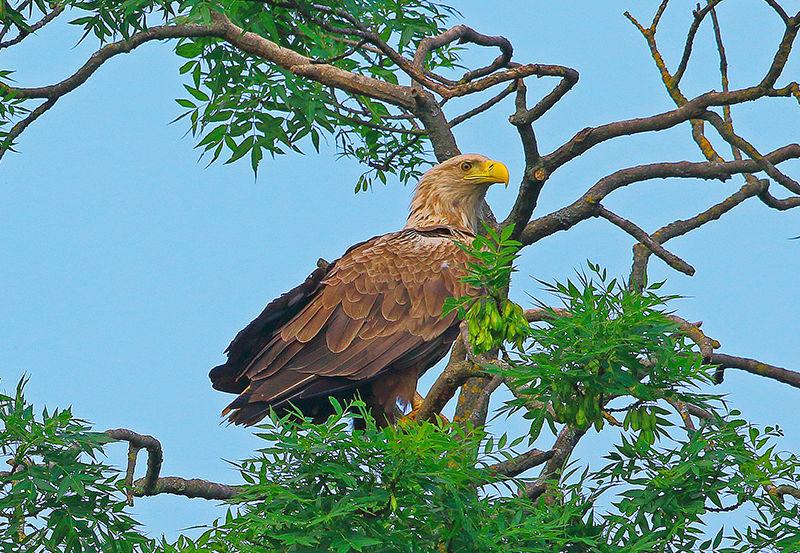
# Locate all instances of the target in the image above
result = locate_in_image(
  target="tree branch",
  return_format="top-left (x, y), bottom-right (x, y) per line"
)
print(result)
top-left (105, 428), bottom-right (240, 502)
top-left (526, 425), bottom-right (585, 500)
top-left (711, 353), bottom-right (800, 389)
top-left (487, 448), bottom-right (555, 479)
top-left (521, 144), bottom-right (800, 246)
top-left (596, 205), bottom-right (695, 275)
top-left (0, 4), bottom-right (64, 50)
top-left (630, 178), bottom-right (772, 287)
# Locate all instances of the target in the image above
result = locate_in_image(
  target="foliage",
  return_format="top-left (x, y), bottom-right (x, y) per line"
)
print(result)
top-left (3, 266), bottom-right (800, 552)
top-left (0, 378), bottom-right (153, 553)
top-left (595, 414), bottom-right (800, 552)
top-left (0, 0), bottom-right (460, 183)
top-left (502, 263), bottom-right (715, 438)
top-left (443, 224), bottom-right (529, 354)
top-left (159, 401), bottom-right (608, 553)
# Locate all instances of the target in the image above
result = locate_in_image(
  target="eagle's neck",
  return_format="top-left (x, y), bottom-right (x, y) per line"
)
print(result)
top-left (405, 178), bottom-right (488, 232)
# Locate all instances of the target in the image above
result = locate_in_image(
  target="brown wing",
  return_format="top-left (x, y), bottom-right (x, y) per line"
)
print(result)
top-left (210, 227), bottom-right (474, 425)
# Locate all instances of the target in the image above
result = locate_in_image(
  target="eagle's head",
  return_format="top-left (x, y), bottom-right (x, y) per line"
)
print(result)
top-left (406, 154), bottom-right (510, 232)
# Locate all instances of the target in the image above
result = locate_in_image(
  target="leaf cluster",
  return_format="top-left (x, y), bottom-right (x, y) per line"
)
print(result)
top-left (502, 263), bottom-right (715, 438)
top-left (161, 400), bottom-right (604, 553)
top-left (443, 224), bottom-right (529, 354)
top-left (0, 0), bottom-right (462, 180)
top-left (0, 378), bottom-right (152, 553)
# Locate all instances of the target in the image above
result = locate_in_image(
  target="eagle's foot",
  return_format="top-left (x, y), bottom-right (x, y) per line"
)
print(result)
top-left (399, 392), bottom-right (449, 425)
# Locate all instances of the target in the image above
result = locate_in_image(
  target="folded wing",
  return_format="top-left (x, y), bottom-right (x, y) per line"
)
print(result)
top-left (209, 227), bottom-right (474, 425)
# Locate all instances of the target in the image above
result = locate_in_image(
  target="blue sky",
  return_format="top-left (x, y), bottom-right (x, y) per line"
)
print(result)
top-left (2, 0), bottom-right (799, 540)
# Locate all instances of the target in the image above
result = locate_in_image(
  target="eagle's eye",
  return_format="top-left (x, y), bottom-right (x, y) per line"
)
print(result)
top-left (460, 161), bottom-right (473, 171)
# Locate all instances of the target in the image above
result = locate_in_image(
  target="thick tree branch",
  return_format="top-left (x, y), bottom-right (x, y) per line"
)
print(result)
top-left (133, 476), bottom-right (241, 500)
top-left (105, 429), bottom-right (163, 497)
top-left (415, 339), bottom-right (476, 422)
top-left (526, 425), bottom-right (585, 500)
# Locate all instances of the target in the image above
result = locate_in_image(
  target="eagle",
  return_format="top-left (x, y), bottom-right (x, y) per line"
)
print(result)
top-left (209, 154), bottom-right (509, 425)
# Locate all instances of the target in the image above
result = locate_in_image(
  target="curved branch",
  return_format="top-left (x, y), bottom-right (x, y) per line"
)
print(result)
top-left (105, 428), bottom-right (163, 496)
top-left (759, 186), bottom-right (800, 210)
top-left (413, 25), bottom-right (513, 86)
top-left (105, 428), bottom-right (241, 501)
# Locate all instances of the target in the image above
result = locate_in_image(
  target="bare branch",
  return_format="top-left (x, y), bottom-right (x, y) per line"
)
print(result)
top-left (449, 81), bottom-right (516, 128)
top-left (526, 425), bottom-right (585, 500)
top-left (502, 80), bottom-right (544, 236)
top-left (764, 0), bottom-right (791, 24)
top-left (523, 307), bottom-right (569, 322)
top-left (701, 110), bottom-right (800, 195)
top-left (507, 65), bottom-right (579, 125)
top-left (522, 144), bottom-right (800, 245)
top-left (759, 186), bottom-right (800, 210)
top-left (105, 428), bottom-right (242, 501)
top-left (105, 429), bottom-right (163, 496)
top-left (133, 476), bottom-right (241, 500)
top-left (487, 448), bottom-right (555, 479)
top-left (769, 484), bottom-right (800, 501)
top-left (673, 0), bottom-right (725, 84)
top-left (630, 178), bottom-right (771, 287)
top-left (711, 353), bottom-right (800, 389)
top-left (415, 339), bottom-right (478, 422)
top-left (667, 315), bottom-right (720, 362)
top-left (413, 25), bottom-right (513, 86)
top-left (596, 205), bottom-right (695, 275)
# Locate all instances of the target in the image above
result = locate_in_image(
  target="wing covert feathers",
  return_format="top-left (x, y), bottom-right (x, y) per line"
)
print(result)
top-left (210, 227), bottom-right (476, 425)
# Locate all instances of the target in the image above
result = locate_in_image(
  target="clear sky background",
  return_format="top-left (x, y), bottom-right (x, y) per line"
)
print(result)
top-left (2, 0), bottom-right (799, 541)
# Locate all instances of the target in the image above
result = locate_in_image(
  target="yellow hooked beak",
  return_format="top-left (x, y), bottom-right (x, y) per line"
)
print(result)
top-left (466, 159), bottom-right (510, 187)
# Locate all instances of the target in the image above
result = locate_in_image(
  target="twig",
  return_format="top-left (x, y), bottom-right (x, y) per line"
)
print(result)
top-left (0, 98), bottom-right (57, 160)
top-left (449, 81), bottom-right (516, 128)
top-left (674, 0), bottom-right (725, 83)
top-left (0, 5), bottom-right (64, 50)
